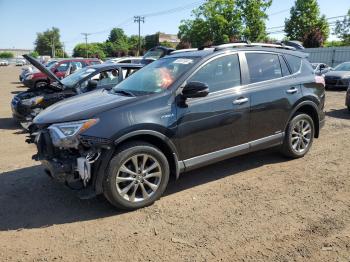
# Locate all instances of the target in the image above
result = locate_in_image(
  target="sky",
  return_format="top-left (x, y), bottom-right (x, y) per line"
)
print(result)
top-left (0, 0), bottom-right (349, 54)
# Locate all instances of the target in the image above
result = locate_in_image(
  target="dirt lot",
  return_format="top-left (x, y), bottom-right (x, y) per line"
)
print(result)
top-left (0, 66), bottom-right (349, 262)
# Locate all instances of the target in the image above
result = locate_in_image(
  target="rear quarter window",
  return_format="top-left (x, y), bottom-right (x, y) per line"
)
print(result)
top-left (284, 54), bottom-right (302, 74)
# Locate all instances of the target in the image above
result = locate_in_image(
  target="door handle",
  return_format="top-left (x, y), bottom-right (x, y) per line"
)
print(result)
top-left (286, 87), bottom-right (298, 94)
top-left (233, 97), bottom-right (249, 105)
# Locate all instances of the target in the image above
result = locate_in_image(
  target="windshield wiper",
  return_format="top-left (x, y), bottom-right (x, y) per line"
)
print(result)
top-left (114, 90), bottom-right (135, 97)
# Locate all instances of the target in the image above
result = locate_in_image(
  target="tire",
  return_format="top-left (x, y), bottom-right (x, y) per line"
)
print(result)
top-left (281, 113), bottom-right (315, 158)
top-left (103, 141), bottom-right (170, 210)
top-left (35, 81), bottom-right (47, 88)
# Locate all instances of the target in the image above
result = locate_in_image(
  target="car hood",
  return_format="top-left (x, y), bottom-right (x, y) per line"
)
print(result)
top-left (23, 55), bottom-right (63, 85)
top-left (325, 71), bottom-right (350, 78)
top-left (34, 89), bottom-right (136, 124)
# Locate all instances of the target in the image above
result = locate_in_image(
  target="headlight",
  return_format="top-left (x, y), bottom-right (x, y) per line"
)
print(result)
top-left (26, 74), bottom-right (33, 80)
top-left (22, 96), bottom-right (44, 106)
top-left (48, 119), bottom-right (99, 148)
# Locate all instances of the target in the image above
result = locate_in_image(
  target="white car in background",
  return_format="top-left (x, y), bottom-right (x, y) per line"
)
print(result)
top-left (0, 60), bottom-right (9, 66)
top-left (16, 59), bottom-right (27, 66)
top-left (104, 56), bottom-right (143, 64)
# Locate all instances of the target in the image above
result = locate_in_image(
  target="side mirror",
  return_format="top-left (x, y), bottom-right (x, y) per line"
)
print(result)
top-left (182, 81), bottom-right (209, 99)
top-left (87, 79), bottom-right (98, 91)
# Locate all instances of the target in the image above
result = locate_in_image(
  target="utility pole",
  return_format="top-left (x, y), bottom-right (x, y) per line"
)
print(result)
top-left (51, 36), bottom-right (55, 58)
top-left (81, 33), bottom-right (91, 58)
top-left (134, 16), bottom-right (145, 56)
top-left (62, 42), bottom-right (65, 58)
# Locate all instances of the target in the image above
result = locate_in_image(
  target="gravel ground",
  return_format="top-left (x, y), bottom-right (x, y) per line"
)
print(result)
top-left (0, 66), bottom-right (350, 262)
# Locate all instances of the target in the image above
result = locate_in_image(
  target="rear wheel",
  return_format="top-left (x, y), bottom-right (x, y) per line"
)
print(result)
top-left (103, 142), bottom-right (170, 210)
top-left (281, 113), bottom-right (315, 158)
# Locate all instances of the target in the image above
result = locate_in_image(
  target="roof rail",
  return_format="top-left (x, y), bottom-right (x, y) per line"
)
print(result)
top-left (171, 48), bottom-right (198, 54)
top-left (214, 42), bottom-right (296, 51)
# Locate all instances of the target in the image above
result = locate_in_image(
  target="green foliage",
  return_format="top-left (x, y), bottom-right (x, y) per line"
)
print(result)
top-left (34, 27), bottom-right (63, 56)
top-left (334, 9), bottom-right (350, 45)
top-left (237, 0), bottom-right (272, 41)
top-left (284, 0), bottom-right (329, 47)
top-left (159, 41), bottom-right (176, 48)
top-left (178, 0), bottom-right (272, 47)
top-left (0, 52), bottom-right (14, 59)
top-left (105, 28), bottom-right (130, 56)
top-left (73, 43), bottom-right (106, 59)
top-left (28, 51), bottom-right (39, 58)
top-left (324, 40), bottom-right (349, 47)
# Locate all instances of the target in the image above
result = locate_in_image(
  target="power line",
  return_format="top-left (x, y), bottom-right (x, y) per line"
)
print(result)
top-left (266, 13), bottom-right (349, 33)
top-left (140, 0), bottom-right (204, 18)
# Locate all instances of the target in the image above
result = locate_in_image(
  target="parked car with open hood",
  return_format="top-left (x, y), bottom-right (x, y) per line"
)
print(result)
top-left (324, 62), bottom-right (350, 89)
top-left (22, 55), bottom-right (102, 88)
top-left (28, 42), bottom-right (325, 210)
top-left (12, 55), bottom-right (142, 129)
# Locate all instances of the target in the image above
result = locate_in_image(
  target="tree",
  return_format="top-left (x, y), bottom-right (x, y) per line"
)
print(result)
top-left (105, 28), bottom-right (130, 57)
top-left (285, 0), bottom-right (329, 47)
top-left (334, 9), bottom-right (350, 45)
top-left (34, 27), bottom-right (63, 57)
top-left (237, 0), bottom-right (272, 41)
top-left (73, 43), bottom-right (106, 59)
top-left (28, 51), bottom-right (39, 58)
top-left (0, 52), bottom-right (14, 59)
top-left (303, 28), bottom-right (325, 48)
top-left (128, 35), bottom-right (145, 55)
top-left (178, 0), bottom-right (272, 47)
top-left (178, 0), bottom-right (241, 47)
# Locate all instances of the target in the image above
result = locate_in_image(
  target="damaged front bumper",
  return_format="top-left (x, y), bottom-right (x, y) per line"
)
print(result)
top-left (29, 129), bottom-right (111, 197)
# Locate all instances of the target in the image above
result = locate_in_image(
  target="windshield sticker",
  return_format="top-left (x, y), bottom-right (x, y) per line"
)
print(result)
top-left (173, 58), bottom-right (194, 65)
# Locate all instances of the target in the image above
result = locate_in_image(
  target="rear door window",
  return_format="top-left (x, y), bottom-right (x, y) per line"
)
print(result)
top-left (284, 54), bottom-right (302, 74)
top-left (245, 53), bottom-right (282, 83)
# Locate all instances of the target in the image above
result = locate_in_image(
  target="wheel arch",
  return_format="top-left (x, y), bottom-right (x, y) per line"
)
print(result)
top-left (94, 130), bottom-right (181, 195)
top-left (288, 101), bottom-right (320, 138)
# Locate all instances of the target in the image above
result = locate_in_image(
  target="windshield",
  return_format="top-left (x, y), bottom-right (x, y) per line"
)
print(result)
top-left (112, 57), bottom-right (199, 95)
top-left (61, 67), bottom-right (96, 88)
top-left (46, 60), bottom-right (57, 68)
top-left (334, 63), bottom-right (350, 71)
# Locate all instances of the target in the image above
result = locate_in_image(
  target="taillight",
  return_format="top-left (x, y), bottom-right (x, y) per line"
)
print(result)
top-left (315, 75), bottom-right (325, 87)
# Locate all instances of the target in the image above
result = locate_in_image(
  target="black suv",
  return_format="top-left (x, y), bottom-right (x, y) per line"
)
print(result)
top-left (30, 43), bottom-right (325, 210)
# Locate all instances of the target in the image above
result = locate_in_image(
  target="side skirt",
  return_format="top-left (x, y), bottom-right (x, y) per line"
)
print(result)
top-left (179, 133), bottom-right (284, 172)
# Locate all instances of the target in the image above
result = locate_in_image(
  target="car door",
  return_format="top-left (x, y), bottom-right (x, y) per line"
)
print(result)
top-left (246, 52), bottom-right (302, 147)
top-left (176, 53), bottom-right (251, 163)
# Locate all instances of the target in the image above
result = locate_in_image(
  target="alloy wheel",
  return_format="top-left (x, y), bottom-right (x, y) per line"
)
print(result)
top-left (290, 119), bottom-right (312, 153)
top-left (115, 154), bottom-right (162, 203)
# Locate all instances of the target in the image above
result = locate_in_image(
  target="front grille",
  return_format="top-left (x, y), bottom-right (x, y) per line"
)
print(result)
top-left (79, 135), bottom-right (111, 147)
top-left (36, 130), bottom-right (55, 159)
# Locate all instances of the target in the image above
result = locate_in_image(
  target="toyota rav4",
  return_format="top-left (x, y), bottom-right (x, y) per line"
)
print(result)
top-left (29, 43), bottom-right (326, 210)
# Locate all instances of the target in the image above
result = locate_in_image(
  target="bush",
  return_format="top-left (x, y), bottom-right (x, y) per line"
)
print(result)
top-left (0, 52), bottom-right (14, 59)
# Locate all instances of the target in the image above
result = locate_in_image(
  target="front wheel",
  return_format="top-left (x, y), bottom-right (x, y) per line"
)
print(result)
top-left (281, 113), bottom-right (315, 158)
top-left (103, 142), bottom-right (170, 210)
top-left (35, 81), bottom-right (47, 88)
